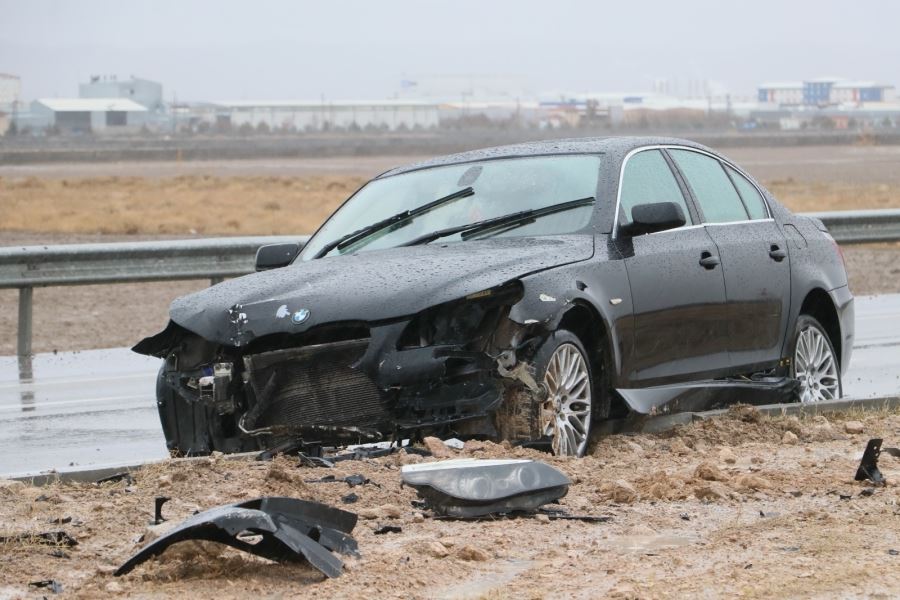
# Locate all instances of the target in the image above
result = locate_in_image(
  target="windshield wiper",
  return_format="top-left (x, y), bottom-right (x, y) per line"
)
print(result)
top-left (403, 196), bottom-right (595, 247)
top-left (312, 186), bottom-right (474, 259)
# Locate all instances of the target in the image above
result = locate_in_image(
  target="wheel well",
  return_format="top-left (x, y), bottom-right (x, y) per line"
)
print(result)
top-left (556, 302), bottom-right (624, 418)
top-left (799, 288), bottom-right (842, 368)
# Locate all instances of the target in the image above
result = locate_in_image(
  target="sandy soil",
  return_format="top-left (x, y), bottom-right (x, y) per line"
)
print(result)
top-left (2, 407), bottom-right (899, 599)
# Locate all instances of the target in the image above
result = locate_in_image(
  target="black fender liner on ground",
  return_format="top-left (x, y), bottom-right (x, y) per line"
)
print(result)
top-left (115, 497), bottom-right (358, 579)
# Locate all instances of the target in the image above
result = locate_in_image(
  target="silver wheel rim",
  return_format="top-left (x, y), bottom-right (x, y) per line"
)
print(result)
top-left (541, 343), bottom-right (592, 456)
top-left (794, 325), bottom-right (839, 403)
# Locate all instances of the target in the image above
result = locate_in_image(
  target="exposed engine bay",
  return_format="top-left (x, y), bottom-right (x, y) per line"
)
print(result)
top-left (136, 281), bottom-right (560, 455)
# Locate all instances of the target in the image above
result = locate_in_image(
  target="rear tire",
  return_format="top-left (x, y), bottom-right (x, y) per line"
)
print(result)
top-left (790, 315), bottom-right (842, 403)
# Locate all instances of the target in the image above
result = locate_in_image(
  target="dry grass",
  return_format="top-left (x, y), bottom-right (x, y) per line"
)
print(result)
top-left (765, 179), bottom-right (900, 213)
top-left (0, 175), bottom-right (365, 236)
top-left (0, 174), bottom-right (897, 236)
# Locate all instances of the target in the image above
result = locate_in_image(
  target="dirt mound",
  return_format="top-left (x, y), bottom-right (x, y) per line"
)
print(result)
top-left (3, 410), bottom-right (900, 598)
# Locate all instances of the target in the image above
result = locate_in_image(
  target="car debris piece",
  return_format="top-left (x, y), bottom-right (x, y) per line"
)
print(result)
top-left (153, 497), bottom-right (171, 525)
top-left (0, 531), bottom-right (78, 547)
top-left (537, 508), bottom-right (612, 523)
top-left (400, 458), bottom-right (571, 518)
top-left (306, 474), bottom-right (376, 487)
top-left (28, 580), bottom-right (63, 594)
top-left (854, 439), bottom-right (900, 485)
top-left (258, 439), bottom-right (430, 465)
top-left (299, 453), bottom-right (336, 468)
top-left (341, 493), bottom-right (359, 504)
top-left (373, 525), bottom-right (402, 535)
top-left (115, 497), bottom-right (358, 579)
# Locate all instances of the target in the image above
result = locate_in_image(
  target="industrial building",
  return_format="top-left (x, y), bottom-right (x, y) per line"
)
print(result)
top-left (213, 99), bottom-right (440, 131)
top-left (29, 98), bottom-right (149, 134)
top-left (0, 74), bottom-right (21, 134)
top-left (0, 73), bottom-right (21, 111)
top-left (758, 78), bottom-right (895, 107)
top-left (79, 75), bottom-right (164, 111)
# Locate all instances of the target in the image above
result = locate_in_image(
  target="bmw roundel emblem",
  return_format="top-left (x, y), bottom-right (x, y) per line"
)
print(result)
top-left (291, 309), bottom-right (310, 324)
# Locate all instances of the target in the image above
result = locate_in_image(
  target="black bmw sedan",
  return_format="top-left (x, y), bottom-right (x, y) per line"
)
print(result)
top-left (135, 137), bottom-right (854, 457)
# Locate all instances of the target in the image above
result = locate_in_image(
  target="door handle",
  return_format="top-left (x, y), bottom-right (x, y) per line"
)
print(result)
top-left (699, 251), bottom-right (720, 269)
top-left (769, 244), bottom-right (787, 262)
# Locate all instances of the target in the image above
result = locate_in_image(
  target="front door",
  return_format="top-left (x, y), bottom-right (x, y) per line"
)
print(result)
top-left (616, 149), bottom-right (730, 386)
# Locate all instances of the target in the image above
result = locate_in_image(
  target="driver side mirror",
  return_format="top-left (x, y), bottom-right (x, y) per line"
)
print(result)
top-left (620, 202), bottom-right (686, 237)
top-left (255, 242), bottom-right (300, 271)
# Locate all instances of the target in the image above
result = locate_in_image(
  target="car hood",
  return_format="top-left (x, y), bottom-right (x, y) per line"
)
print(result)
top-left (168, 235), bottom-right (594, 346)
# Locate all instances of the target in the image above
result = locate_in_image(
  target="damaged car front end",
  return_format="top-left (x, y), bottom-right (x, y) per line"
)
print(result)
top-left (137, 256), bottom-right (591, 456)
top-left (146, 287), bottom-right (517, 449)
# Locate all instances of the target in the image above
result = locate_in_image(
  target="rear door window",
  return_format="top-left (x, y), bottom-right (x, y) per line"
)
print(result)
top-left (725, 165), bottom-right (769, 220)
top-left (669, 149), bottom-right (749, 224)
top-left (619, 149), bottom-right (693, 225)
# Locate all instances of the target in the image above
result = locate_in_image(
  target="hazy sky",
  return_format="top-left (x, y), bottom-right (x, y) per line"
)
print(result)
top-left (2, 0), bottom-right (899, 102)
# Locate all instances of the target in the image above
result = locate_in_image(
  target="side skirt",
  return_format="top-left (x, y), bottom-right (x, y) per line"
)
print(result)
top-left (616, 376), bottom-right (799, 415)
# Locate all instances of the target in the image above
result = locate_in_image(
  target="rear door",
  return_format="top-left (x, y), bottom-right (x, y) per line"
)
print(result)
top-left (616, 149), bottom-right (730, 385)
top-left (667, 149), bottom-right (790, 372)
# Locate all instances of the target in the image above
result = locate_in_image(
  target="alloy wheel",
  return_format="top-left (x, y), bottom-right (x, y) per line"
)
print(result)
top-left (794, 325), bottom-right (839, 403)
top-left (541, 342), bottom-right (592, 456)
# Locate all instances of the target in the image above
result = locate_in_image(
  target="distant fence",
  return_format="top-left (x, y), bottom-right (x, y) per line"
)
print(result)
top-left (2, 209), bottom-right (899, 356)
top-left (3, 130), bottom-right (900, 165)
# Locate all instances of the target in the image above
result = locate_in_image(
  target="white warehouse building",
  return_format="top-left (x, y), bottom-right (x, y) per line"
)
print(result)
top-left (30, 98), bottom-right (149, 133)
top-left (214, 100), bottom-right (440, 131)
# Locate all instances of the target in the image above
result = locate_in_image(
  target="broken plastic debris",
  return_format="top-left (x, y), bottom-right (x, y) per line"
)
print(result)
top-left (400, 458), bottom-right (571, 518)
top-left (115, 497), bottom-right (358, 579)
top-left (854, 438), bottom-right (900, 485)
top-left (29, 580), bottom-right (63, 594)
top-left (373, 525), bottom-right (402, 535)
top-left (153, 497), bottom-right (170, 525)
top-left (306, 474), bottom-right (376, 487)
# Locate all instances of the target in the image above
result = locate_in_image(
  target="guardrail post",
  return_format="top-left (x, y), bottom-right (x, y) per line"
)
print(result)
top-left (17, 286), bottom-right (33, 357)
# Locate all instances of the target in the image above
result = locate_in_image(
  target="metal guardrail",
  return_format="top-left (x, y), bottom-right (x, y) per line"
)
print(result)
top-left (806, 209), bottom-right (900, 244)
top-left (0, 236), bottom-right (307, 356)
top-left (1, 209), bottom-right (898, 356)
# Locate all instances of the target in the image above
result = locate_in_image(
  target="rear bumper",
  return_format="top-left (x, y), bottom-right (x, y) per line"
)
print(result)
top-left (829, 285), bottom-right (854, 376)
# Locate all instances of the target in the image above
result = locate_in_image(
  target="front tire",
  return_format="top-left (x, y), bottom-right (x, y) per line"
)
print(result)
top-left (790, 315), bottom-right (842, 403)
top-left (534, 330), bottom-right (593, 457)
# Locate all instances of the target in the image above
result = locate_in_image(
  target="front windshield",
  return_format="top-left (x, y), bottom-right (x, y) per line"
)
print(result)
top-left (300, 155), bottom-right (601, 260)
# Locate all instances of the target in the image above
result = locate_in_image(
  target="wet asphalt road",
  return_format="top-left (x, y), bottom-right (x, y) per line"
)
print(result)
top-left (1, 294), bottom-right (898, 478)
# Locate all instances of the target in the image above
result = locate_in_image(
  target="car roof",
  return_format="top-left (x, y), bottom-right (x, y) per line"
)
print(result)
top-left (377, 136), bottom-right (716, 178)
